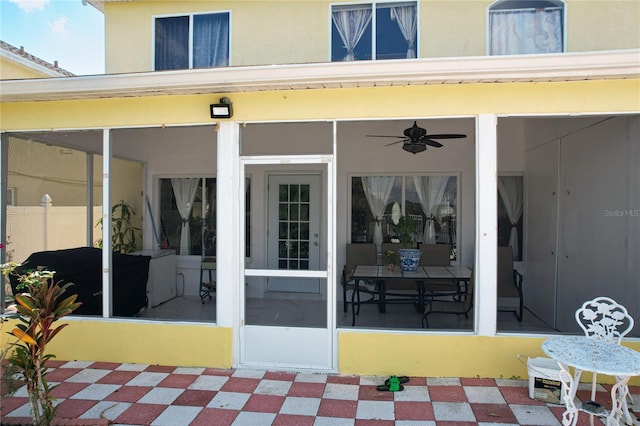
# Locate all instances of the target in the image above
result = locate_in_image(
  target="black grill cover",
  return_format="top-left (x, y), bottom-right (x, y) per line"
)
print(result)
top-left (9, 247), bottom-right (150, 317)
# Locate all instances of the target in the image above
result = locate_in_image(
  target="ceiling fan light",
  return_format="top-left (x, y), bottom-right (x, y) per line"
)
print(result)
top-left (402, 143), bottom-right (426, 154)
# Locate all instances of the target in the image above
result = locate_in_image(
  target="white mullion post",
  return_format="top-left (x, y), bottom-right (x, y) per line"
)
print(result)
top-left (87, 153), bottom-right (94, 247)
top-left (475, 114), bottom-right (498, 336)
top-left (329, 121), bottom-right (338, 368)
top-left (189, 15), bottom-right (194, 69)
top-left (216, 122), bottom-right (240, 333)
top-left (371, 4), bottom-right (376, 60)
top-left (0, 133), bottom-right (8, 309)
top-left (102, 129), bottom-right (113, 318)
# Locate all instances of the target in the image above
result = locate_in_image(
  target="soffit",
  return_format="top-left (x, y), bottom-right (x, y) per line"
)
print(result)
top-left (84, 0), bottom-right (131, 13)
top-left (1, 50), bottom-right (638, 103)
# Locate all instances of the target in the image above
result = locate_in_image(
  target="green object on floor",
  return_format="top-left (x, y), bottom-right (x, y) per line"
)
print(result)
top-left (388, 375), bottom-right (401, 391)
top-left (376, 375), bottom-right (406, 392)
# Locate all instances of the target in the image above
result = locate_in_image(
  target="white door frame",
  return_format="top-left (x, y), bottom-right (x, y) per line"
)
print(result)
top-left (239, 154), bottom-right (336, 370)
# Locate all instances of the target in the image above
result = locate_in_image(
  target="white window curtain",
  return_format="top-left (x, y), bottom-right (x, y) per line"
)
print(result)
top-left (193, 13), bottom-right (229, 68)
top-left (171, 178), bottom-right (200, 255)
top-left (391, 4), bottom-right (417, 58)
top-left (361, 176), bottom-right (396, 251)
top-left (498, 176), bottom-right (523, 259)
top-left (413, 176), bottom-right (449, 244)
top-left (489, 8), bottom-right (562, 55)
top-left (332, 5), bottom-right (372, 61)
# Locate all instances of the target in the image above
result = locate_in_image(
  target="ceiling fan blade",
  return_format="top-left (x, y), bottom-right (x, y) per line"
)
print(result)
top-left (425, 139), bottom-right (443, 148)
top-left (385, 139), bottom-right (408, 146)
top-left (366, 135), bottom-right (405, 138)
top-left (427, 133), bottom-right (466, 139)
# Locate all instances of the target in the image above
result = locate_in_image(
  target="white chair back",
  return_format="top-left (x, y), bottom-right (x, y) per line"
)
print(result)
top-left (575, 296), bottom-right (634, 344)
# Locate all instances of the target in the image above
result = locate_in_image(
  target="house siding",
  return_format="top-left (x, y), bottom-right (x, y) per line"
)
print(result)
top-left (103, 0), bottom-right (640, 74)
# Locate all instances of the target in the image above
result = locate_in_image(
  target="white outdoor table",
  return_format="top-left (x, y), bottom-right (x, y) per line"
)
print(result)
top-left (542, 335), bottom-right (640, 426)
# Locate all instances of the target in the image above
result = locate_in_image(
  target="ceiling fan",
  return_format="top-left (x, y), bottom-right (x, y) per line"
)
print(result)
top-left (367, 121), bottom-right (467, 154)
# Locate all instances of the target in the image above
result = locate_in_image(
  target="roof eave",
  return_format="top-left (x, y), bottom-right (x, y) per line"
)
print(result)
top-left (1, 50), bottom-right (639, 103)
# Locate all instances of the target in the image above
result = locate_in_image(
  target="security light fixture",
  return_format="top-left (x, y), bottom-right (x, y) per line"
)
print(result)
top-left (210, 97), bottom-right (233, 119)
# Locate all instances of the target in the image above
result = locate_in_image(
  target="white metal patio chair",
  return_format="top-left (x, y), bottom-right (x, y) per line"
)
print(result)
top-left (575, 297), bottom-right (635, 418)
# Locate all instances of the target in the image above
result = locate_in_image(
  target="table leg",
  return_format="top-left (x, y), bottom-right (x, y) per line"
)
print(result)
top-left (415, 281), bottom-right (425, 314)
top-left (351, 281), bottom-right (358, 326)
top-left (557, 362), bottom-right (581, 426)
top-left (607, 375), bottom-right (632, 426)
top-left (377, 280), bottom-right (386, 313)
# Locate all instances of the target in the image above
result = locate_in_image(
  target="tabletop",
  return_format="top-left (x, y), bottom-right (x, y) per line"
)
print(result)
top-left (350, 265), bottom-right (472, 280)
top-left (542, 335), bottom-right (640, 377)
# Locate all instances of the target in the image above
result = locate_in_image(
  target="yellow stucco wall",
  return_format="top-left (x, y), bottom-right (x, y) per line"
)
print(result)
top-left (0, 318), bottom-right (233, 368)
top-left (104, 0), bottom-right (328, 73)
top-left (1, 79), bottom-right (640, 131)
top-left (567, 1), bottom-right (640, 51)
top-left (0, 58), bottom-right (50, 80)
top-left (1, 317), bottom-right (638, 383)
top-left (338, 332), bottom-right (640, 385)
top-left (103, 0), bottom-right (640, 74)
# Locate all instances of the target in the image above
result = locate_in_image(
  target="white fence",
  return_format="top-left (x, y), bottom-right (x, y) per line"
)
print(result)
top-left (5, 200), bottom-right (102, 264)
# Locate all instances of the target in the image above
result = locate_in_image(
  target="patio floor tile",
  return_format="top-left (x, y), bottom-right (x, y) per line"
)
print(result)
top-left (2, 361), bottom-right (638, 426)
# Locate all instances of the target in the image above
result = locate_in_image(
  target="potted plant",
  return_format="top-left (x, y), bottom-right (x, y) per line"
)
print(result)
top-left (1, 263), bottom-right (81, 426)
top-left (383, 249), bottom-right (397, 271)
top-left (389, 202), bottom-right (422, 271)
top-left (95, 200), bottom-right (141, 253)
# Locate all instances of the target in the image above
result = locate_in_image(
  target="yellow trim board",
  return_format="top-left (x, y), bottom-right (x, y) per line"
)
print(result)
top-left (1, 79), bottom-right (639, 130)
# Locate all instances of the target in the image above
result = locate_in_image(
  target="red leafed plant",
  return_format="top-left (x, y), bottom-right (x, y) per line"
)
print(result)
top-left (1, 263), bottom-right (81, 426)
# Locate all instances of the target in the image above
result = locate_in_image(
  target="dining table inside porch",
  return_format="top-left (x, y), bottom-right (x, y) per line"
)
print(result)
top-left (345, 264), bottom-right (473, 326)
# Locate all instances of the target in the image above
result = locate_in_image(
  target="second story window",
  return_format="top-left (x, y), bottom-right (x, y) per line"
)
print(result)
top-left (155, 12), bottom-right (229, 71)
top-left (489, 0), bottom-right (564, 55)
top-left (331, 2), bottom-right (417, 62)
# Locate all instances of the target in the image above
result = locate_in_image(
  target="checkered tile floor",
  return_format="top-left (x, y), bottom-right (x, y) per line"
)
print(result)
top-left (2, 360), bottom-right (639, 425)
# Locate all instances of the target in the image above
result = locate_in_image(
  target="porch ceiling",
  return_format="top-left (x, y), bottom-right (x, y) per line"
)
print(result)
top-left (1, 50), bottom-right (639, 103)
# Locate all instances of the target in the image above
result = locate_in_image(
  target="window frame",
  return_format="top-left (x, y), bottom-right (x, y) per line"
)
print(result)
top-left (152, 10), bottom-right (232, 71)
top-left (330, 1), bottom-right (419, 62)
top-left (348, 173), bottom-right (460, 261)
top-left (157, 175), bottom-right (250, 259)
top-left (486, 0), bottom-right (566, 56)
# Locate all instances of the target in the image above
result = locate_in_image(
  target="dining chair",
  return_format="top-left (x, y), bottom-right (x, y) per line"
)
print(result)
top-left (575, 296), bottom-right (635, 411)
top-left (199, 257), bottom-right (216, 304)
top-left (418, 243), bottom-right (460, 300)
top-left (418, 243), bottom-right (450, 266)
top-left (421, 271), bottom-right (474, 328)
top-left (343, 243), bottom-right (377, 316)
top-left (497, 246), bottom-right (524, 321)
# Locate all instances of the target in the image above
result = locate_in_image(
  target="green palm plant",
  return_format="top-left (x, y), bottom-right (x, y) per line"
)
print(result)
top-left (1, 263), bottom-right (81, 426)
